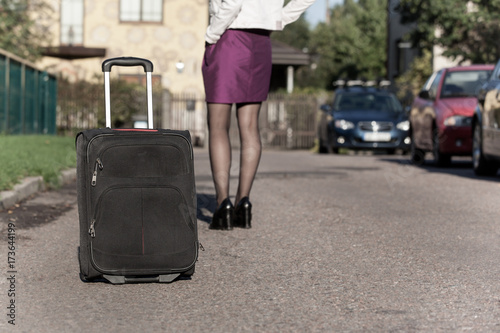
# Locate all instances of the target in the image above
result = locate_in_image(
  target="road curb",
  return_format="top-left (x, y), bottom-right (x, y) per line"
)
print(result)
top-left (0, 168), bottom-right (76, 211)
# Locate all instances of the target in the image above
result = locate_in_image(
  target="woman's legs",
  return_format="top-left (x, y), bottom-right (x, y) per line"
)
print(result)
top-left (207, 103), bottom-right (232, 206)
top-left (207, 102), bottom-right (262, 208)
top-left (235, 103), bottom-right (262, 204)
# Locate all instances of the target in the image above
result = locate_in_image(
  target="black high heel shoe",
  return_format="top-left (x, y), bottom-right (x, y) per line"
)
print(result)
top-left (209, 198), bottom-right (234, 230)
top-left (234, 197), bottom-right (252, 229)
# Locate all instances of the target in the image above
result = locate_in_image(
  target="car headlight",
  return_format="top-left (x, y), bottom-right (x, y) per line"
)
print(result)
top-left (443, 115), bottom-right (472, 127)
top-left (334, 119), bottom-right (355, 130)
top-left (396, 120), bottom-right (410, 131)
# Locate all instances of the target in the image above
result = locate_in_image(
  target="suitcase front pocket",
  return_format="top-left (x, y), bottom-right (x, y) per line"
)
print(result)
top-left (89, 140), bottom-right (191, 184)
top-left (89, 186), bottom-right (197, 275)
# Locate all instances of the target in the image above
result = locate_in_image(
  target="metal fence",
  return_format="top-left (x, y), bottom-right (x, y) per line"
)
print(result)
top-left (57, 86), bottom-right (319, 150)
top-left (0, 49), bottom-right (57, 134)
top-left (163, 93), bottom-right (207, 147)
top-left (258, 93), bottom-right (318, 149)
top-left (57, 78), bottom-right (165, 134)
top-left (164, 92), bottom-right (319, 150)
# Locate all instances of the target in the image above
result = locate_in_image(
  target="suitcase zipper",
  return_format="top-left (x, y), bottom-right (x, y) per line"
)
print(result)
top-left (88, 184), bottom-right (195, 240)
top-left (89, 219), bottom-right (96, 238)
top-left (91, 158), bottom-right (104, 186)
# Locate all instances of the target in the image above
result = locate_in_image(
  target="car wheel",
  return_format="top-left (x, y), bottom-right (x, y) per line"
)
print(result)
top-left (410, 133), bottom-right (425, 165)
top-left (319, 138), bottom-right (337, 154)
top-left (326, 133), bottom-right (339, 154)
top-left (472, 121), bottom-right (498, 176)
top-left (318, 139), bottom-right (329, 154)
top-left (433, 129), bottom-right (451, 167)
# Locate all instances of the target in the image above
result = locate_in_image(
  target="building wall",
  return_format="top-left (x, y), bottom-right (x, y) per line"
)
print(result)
top-left (386, 0), bottom-right (463, 82)
top-left (432, 45), bottom-right (467, 72)
top-left (37, 0), bottom-right (208, 96)
top-left (386, 0), bottom-right (419, 83)
top-left (432, 28), bottom-right (469, 72)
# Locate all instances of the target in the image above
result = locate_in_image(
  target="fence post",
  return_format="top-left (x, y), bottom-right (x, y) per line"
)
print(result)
top-left (34, 70), bottom-right (39, 133)
top-left (42, 72), bottom-right (49, 134)
top-left (3, 57), bottom-right (9, 133)
top-left (162, 89), bottom-right (171, 129)
top-left (21, 63), bottom-right (26, 134)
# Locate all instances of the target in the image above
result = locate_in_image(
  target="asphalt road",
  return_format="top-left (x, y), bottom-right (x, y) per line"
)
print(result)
top-left (1, 148), bottom-right (499, 332)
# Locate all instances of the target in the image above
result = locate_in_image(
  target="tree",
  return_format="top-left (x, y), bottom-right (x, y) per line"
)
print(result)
top-left (272, 0), bottom-right (312, 50)
top-left (272, 15), bottom-right (311, 51)
top-left (398, 0), bottom-right (500, 64)
top-left (395, 49), bottom-right (433, 106)
top-left (309, 0), bottom-right (388, 89)
top-left (0, 0), bottom-right (53, 61)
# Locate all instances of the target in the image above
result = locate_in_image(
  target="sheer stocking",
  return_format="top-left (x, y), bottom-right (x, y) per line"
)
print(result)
top-left (235, 103), bottom-right (262, 204)
top-left (207, 103), bottom-right (232, 206)
top-left (207, 102), bottom-right (262, 207)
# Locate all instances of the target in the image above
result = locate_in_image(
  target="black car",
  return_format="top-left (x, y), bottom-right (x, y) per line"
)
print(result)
top-left (472, 60), bottom-right (500, 176)
top-left (318, 84), bottom-right (411, 154)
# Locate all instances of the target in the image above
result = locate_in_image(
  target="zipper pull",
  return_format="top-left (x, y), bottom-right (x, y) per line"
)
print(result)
top-left (96, 157), bottom-right (103, 170)
top-left (199, 242), bottom-right (205, 251)
top-left (91, 158), bottom-right (103, 186)
top-left (89, 219), bottom-right (96, 238)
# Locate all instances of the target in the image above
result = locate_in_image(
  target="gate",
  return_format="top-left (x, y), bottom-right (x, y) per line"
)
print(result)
top-left (57, 86), bottom-right (319, 149)
top-left (259, 93), bottom-right (318, 149)
top-left (0, 49), bottom-right (57, 134)
top-left (164, 92), bottom-right (318, 149)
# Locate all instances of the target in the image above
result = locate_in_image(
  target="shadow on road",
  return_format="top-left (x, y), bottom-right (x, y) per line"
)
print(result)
top-left (0, 183), bottom-right (76, 230)
top-left (197, 193), bottom-right (217, 224)
top-left (379, 156), bottom-right (500, 183)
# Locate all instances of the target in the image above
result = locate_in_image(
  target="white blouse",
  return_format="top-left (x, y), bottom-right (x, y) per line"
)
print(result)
top-left (205, 0), bottom-right (317, 44)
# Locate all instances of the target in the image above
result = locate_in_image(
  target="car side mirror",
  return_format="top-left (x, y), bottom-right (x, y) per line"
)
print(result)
top-left (320, 104), bottom-right (333, 113)
top-left (418, 90), bottom-right (430, 99)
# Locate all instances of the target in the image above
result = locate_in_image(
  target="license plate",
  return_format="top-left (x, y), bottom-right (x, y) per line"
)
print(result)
top-left (363, 132), bottom-right (391, 142)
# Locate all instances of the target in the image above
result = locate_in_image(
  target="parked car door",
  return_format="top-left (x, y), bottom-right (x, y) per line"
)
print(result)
top-left (485, 83), bottom-right (500, 156)
top-left (478, 62), bottom-right (500, 156)
top-left (478, 63), bottom-right (497, 156)
top-left (410, 70), bottom-right (443, 151)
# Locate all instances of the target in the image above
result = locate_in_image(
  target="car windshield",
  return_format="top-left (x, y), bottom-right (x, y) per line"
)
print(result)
top-left (440, 70), bottom-right (492, 98)
top-left (333, 92), bottom-right (403, 113)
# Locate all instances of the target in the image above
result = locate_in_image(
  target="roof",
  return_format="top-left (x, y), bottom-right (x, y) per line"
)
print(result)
top-left (336, 86), bottom-right (393, 95)
top-left (271, 39), bottom-right (310, 66)
top-left (42, 46), bottom-right (106, 60)
top-left (444, 64), bottom-right (495, 72)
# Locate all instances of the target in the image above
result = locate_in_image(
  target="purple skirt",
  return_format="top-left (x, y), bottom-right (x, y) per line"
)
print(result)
top-left (202, 29), bottom-right (272, 104)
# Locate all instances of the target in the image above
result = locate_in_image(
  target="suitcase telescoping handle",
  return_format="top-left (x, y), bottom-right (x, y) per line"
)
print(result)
top-left (101, 57), bottom-right (154, 129)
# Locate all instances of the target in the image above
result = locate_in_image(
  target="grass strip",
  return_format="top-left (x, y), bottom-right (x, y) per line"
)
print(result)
top-left (0, 135), bottom-right (76, 191)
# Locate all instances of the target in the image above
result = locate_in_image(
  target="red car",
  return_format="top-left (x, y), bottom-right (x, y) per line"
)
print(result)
top-left (409, 65), bottom-right (494, 166)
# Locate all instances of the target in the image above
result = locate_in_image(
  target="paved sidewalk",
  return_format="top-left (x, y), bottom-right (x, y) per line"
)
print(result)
top-left (0, 169), bottom-right (77, 211)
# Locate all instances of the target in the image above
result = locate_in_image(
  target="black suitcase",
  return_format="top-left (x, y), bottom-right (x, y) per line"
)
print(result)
top-left (76, 57), bottom-right (198, 284)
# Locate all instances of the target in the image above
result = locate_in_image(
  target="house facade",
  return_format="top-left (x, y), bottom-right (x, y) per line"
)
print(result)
top-left (386, 0), bottom-right (464, 83)
top-left (37, 0), bottom-right (208, 96)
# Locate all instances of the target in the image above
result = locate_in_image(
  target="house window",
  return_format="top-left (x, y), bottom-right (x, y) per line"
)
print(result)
top-left (60, 0), bottom-right (84, 45)
top-left (120, 0), bottom-right (163, 22)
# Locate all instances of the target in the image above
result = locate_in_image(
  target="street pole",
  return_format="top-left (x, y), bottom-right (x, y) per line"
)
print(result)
top-left (325, 0), bottom-right (330, 25)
